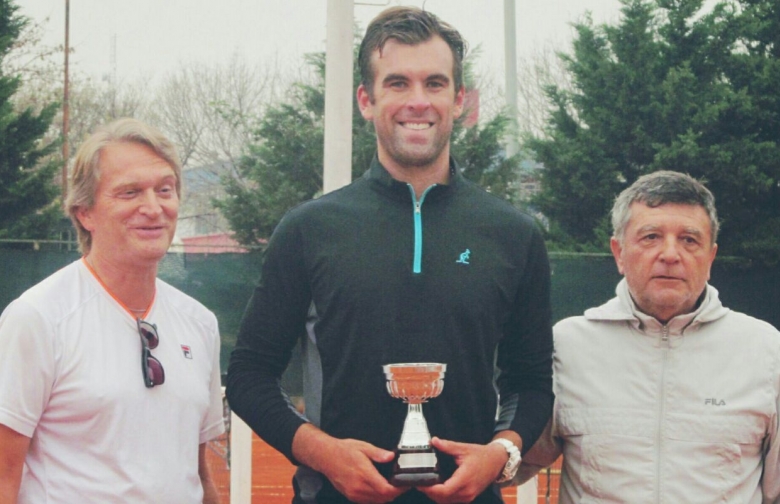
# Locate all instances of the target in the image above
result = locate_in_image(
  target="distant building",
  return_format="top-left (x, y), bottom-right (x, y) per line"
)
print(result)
top-left (462, 89), bottom-right (480, 128)
top-left (177, 161), bottom-right (233, 239)
top-left (179, 232), bottom-right (249, 254)
top-left (513, 157), bottom-right (547, 229)
top-left (515, 158), bottom-right (544, 203)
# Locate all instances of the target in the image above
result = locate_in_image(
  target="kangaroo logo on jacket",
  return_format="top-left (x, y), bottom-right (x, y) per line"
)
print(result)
top-left (456, 249), bottom-right (471, 265)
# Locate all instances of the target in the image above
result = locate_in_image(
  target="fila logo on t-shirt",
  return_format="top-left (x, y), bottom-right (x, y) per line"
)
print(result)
top-left (181, 345), bottom-right (193, 359)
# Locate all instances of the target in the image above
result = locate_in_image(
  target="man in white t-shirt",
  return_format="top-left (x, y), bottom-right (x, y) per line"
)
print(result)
top-left (0, 119), bottom-right (225, 504)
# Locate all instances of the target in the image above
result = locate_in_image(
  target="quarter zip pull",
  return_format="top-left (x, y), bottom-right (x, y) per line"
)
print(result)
top-left (409, 184), bottom-right (436, 274)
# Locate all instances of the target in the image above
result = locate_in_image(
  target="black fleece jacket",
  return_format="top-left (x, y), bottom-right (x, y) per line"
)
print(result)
top-left (227, 156), bottom-right (553, 504)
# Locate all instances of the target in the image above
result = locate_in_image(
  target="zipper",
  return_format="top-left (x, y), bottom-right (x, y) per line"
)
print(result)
top-left (409, 184), bottom-right (436, 274)
top-left (655, 324), bottom-right (670, 503)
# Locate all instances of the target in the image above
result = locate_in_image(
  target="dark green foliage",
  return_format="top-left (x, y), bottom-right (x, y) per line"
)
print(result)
top-left (452, 112), bottom-right (518, 199)
top-left (216, 41), bottom-right (520, 246)
top-left (0, 0), bottom-right (60, 242)
top-left (530, 0), bottom-right (780, 264)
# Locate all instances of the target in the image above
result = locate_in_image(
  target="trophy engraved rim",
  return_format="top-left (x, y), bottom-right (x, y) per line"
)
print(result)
top-left (383, 363), bottom-right (446, 404)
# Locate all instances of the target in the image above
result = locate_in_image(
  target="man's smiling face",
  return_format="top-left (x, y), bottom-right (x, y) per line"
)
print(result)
top-left (77, 141), bottom-right (179, 268)
top-left (611, 202), bottom-right (718, 323)
top-left (357, 35), bottom-right (464, 172)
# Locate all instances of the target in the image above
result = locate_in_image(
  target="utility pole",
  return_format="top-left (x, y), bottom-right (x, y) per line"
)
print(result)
top-left (62, 0), bottom-right (70, 203)
top-left (323, 0), bottom-right (354, 194)
top-left (504, 0), bottom-right (519, 158)
top-left (110, 34), bottom-right (117, 118)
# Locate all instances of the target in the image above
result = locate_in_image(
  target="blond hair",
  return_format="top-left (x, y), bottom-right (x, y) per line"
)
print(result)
top-left (65, 118), bottom-right (182, 254)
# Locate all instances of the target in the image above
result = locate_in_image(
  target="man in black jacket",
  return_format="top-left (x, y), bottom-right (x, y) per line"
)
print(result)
top-left (227, 6), bottom-right (554, 504)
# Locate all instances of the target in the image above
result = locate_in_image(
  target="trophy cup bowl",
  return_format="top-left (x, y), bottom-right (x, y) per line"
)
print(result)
top-left (383, 362), bottom-right (446, 487)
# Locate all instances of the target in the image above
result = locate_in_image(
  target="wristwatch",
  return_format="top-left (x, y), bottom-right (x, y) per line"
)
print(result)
top-left (490, 438), bottom-right (522, 483)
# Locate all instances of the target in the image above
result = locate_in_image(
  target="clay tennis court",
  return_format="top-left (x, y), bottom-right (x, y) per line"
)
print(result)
top-left (205, 431), bottom-right (562, 504)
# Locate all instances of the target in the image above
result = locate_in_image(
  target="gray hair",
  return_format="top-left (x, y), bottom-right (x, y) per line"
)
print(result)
top-left (65, 118), bottom-right (182, 254)
top-left (611, 170), bottom-right (719, 245)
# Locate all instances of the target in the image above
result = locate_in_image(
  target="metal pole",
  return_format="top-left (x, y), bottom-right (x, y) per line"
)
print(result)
top-left (229, 411), bottom-right (253, 504)
top-left (504, 0), bottom-right (519, 158)
top-left (516, 475), bottom-right (539, 504)
top-left (62, 0), bottom-right (70, 203)
top-left (323, 0), bottom-right (354, 194)
top-left (503, 17), bottom-right (537, 502)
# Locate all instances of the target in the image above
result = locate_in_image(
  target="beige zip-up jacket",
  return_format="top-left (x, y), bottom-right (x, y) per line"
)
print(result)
top-left (518, 279), bottom-right (780, 503)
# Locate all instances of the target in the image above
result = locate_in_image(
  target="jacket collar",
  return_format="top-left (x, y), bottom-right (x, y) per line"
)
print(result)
top-left (363, 154), bottom-right (464, 196)
top-left (584, 278), bottom-right (730, 335)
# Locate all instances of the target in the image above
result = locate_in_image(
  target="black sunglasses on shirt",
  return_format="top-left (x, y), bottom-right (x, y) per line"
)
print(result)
top-left (137, 318), bottom-right (165, 388)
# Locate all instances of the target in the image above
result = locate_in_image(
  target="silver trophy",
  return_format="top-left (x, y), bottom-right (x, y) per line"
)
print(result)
top-left (382, 362), bottom-right (447, 486)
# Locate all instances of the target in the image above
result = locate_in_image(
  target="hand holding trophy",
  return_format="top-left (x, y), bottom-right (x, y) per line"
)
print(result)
top-left (382, 362), bottom-right (447, 486)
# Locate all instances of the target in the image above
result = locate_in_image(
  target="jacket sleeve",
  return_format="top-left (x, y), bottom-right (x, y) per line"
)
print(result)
top-left (225, 212), bottom-right (311, 463)
top-left (494, 223), bottom-right (554, 453)
top-left (763, 372), bottom-right (780, 502)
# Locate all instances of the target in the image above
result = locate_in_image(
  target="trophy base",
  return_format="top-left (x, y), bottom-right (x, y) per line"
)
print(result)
top-left (389, 449), bottom-right (440, 487)
top-left (390, 471), bottom-right (441, 487)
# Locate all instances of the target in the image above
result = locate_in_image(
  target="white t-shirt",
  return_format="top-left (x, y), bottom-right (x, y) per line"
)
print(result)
top-left (0, 259), bottom-right (225, 503)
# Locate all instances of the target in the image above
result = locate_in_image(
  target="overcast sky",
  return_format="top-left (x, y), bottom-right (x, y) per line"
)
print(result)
top-left (20, 0), bottom-right (624, 86)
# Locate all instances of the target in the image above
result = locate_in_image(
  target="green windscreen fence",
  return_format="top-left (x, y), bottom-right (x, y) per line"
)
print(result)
top-left (550, 253), bottom-right (780, 330)
top-left (1, 248), bottom-right (777, 395)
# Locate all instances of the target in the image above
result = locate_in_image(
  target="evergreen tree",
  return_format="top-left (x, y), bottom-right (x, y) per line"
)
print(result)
top-left (0, 0), bottom-right (59, 242)
top-left (530, 0), bottom-right (780, 263)
top-left (715, 0), bottom-right (780, 263)
top-left (216, 43), bottom-right (521, 246)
